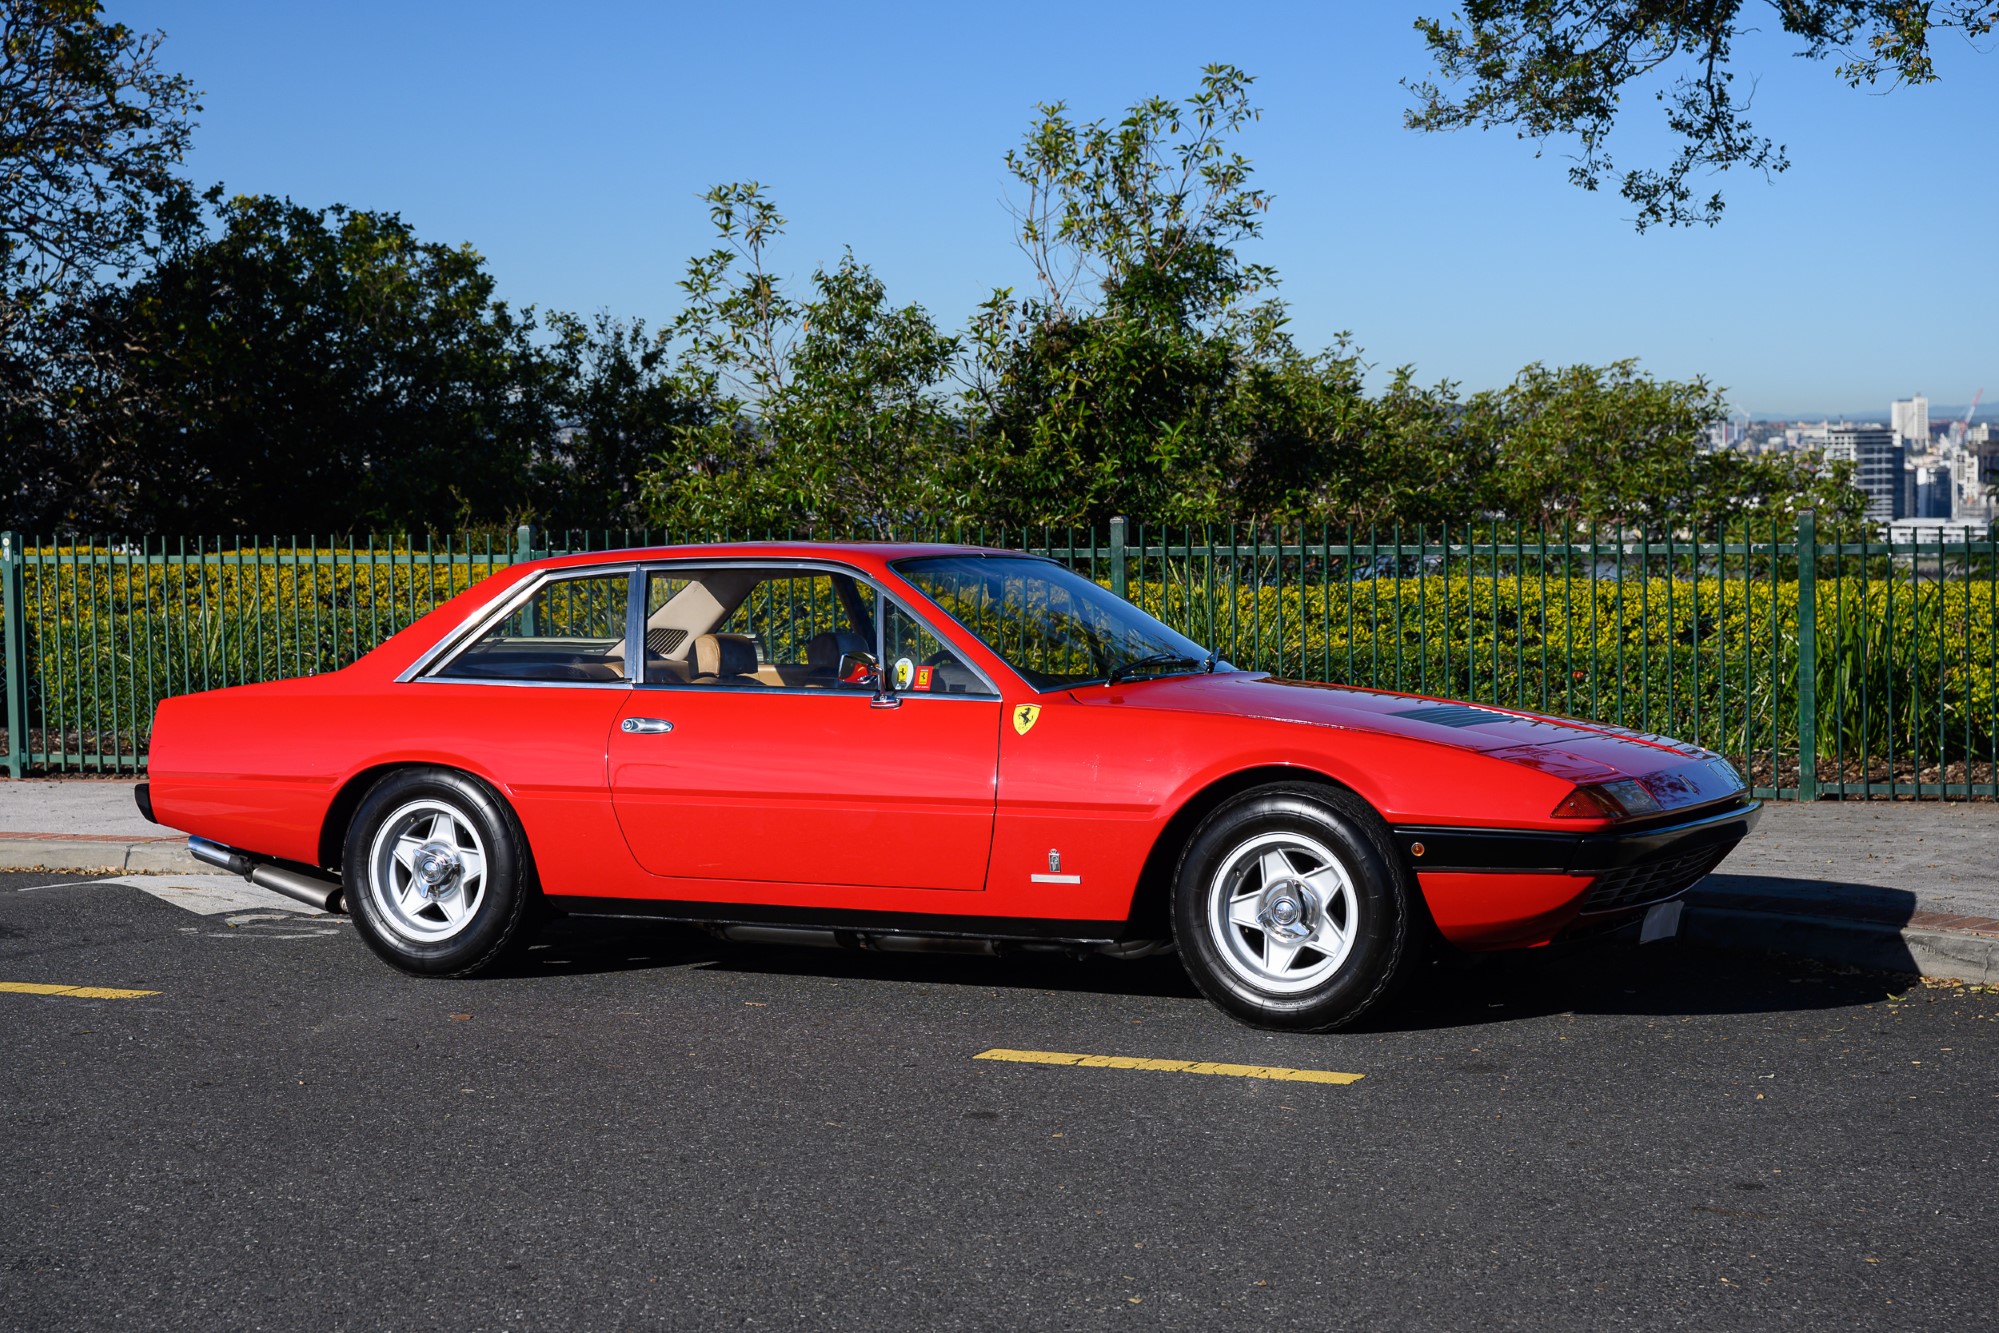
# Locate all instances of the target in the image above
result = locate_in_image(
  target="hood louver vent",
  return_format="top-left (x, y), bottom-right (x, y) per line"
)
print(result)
top-left (1393, 704), bottom-right (1510, 729)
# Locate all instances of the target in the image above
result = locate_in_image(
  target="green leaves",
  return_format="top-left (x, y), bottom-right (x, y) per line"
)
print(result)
top-left (3, 46), bottom-right (1901, 542)
top-left (639, 184), bottom-right (963, 536)
top-left (76, 190), bottom-right (561, 530)
top-left (1406, 2), bottom-right (1996, 229)
top-left (1000, 63), bottom-right (1271, 327)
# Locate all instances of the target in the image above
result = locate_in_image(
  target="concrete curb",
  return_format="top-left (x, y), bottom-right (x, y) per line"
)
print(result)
top-left (1682, 903), bottom-right (1999, 985)
top-left (0, 833), bottom-right (202, 874)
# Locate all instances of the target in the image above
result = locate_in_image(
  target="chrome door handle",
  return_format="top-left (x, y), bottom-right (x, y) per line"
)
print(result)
top-left (621, 717), bottom-right (674, 734)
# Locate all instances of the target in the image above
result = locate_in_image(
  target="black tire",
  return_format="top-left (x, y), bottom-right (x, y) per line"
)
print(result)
top-left (341, 767), bottom-right (538, 978)
top-left (1172, 783), bottom-right (1410, 1031)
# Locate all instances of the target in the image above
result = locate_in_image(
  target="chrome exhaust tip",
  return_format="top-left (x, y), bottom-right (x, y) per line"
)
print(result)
top-left (186, 837), bottom-right (345, 914)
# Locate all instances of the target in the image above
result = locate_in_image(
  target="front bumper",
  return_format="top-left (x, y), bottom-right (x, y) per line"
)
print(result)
top-left (1392, 800), bottom-right (1763, 948)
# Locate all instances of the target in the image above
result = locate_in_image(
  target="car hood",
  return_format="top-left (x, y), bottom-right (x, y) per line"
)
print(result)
top-left (1093, 672), bottom-right (1741, 794)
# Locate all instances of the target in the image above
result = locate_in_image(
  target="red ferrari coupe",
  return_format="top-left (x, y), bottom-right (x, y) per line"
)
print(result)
top-left (139, 543), bottom-right (1760, 1030)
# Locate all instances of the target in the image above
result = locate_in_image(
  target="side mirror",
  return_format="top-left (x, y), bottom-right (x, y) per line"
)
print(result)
top-left (838, 650), bottom-right (879, 687)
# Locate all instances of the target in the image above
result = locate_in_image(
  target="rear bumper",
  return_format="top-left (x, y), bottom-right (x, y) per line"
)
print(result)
top-left (1395, 801), bottom-right (1763, 949)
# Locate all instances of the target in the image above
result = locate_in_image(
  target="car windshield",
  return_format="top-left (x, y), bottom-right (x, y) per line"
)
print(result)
top-left (895, 555), bottom-right (1215, 690)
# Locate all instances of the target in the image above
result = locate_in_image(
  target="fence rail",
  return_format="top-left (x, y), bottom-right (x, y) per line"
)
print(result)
top-left (5, 517), bottom-right (1996, 799)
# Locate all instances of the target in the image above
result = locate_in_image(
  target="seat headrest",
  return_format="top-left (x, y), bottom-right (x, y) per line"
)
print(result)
top-left (806, 629), bottom-right (869, 675)
top-left (694, 632), bottom-right (758, 678)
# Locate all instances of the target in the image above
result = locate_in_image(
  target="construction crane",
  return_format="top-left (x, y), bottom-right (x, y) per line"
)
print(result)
top-left (1945, 388), bottom-right (1985, 448)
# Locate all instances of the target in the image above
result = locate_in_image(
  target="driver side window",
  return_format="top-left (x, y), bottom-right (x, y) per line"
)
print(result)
top-left (639, 566), bottom-right (877, 690)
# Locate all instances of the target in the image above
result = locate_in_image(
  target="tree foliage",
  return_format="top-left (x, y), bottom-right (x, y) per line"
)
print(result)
top-left (1406, 2), bottom-right (1998, 229)
top-left (957, 67), bottom-right (1286, 526)
top-left (540, 311), bottom-right (706, 531)
top-left (74, 190), bottom-right (559, 530)
top-left (1, 0), bottom-right (198, 403)
top-left (0, 32), bottom-right (1883, 540)
top-left (637, 183), bottom-right (963, 535)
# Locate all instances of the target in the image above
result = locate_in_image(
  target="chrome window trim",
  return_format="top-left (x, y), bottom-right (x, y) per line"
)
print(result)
top-left (629, 557), bottom-right (1003, 699)
top-left (396, 555), bottom-right (1004, 698)
top-left (397, 564), bottom-right (641, 686)
top-left (405, 677), bottom-right (636, 691)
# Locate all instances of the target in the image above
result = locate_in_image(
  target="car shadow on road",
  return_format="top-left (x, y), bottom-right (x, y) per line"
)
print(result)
top-left (512, 912), bottom-right (1913, 1028)
top-left (1359, 939), bottom-right (1912, 1033)
top-left (513, 916), bottom-right (1207, 999)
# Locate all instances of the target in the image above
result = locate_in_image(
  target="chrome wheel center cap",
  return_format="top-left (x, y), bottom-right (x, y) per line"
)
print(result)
top-left (1257, 879), bottom-right (1318, 942)
top-left (413, 842), bottom-right (460, 898)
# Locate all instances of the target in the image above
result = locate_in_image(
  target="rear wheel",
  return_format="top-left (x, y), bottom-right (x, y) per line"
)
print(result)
top-left (343, 767), bottom-right (537, 977)
top-left (1173, 784), bottom-right (1409, 1031)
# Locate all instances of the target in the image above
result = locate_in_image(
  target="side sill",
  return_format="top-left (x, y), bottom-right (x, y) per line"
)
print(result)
top-left (545, 895), bottom-right (1128, 946)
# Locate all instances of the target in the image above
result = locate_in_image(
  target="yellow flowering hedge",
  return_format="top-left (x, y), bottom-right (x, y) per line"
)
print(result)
top-left (7, 545), bottom-right (1998, 773)
top-left (9, 543), bottom-right (508, 758)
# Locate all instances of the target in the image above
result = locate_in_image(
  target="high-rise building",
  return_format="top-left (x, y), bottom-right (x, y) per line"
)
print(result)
top-left (1964, 425), bottom-right (1999, 513)
top-left (1824, 425), bottom-right (1903, 524)
top-left (1912, 459), bottom-right (1955, 519)
top-left (1891, 395), bottom-right (1931, 453)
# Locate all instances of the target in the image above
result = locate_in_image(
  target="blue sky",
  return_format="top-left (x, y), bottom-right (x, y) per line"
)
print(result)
top-left (125, 2), bottom-right (1994, 417)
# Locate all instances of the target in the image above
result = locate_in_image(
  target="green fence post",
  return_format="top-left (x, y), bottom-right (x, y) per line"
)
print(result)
top-left (1109, 516), bottom-right (1129, 601)
top-left (1795, 509), bottom-right (1817, 801)
top-left (1, 533), bottom-right (26, 779)
top-left (512, 524), bottom-right (537, 637)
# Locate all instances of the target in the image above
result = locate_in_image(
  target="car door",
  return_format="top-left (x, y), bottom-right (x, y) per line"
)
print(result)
top-left (607, 564), bottom-right (1001, 894)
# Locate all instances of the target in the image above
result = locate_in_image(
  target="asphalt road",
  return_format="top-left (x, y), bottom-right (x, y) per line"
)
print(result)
top-left (4, 872), bottom-right (1996, 1331)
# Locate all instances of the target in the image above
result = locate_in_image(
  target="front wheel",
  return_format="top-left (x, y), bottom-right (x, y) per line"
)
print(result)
top-left (1173, 784), bottom-right (1410, 1031)
top-left (342, 767), bottom-right (537, 977)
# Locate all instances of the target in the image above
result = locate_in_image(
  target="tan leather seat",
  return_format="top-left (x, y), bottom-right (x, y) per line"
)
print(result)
top-left (692, 632), bottom-right (763, 686)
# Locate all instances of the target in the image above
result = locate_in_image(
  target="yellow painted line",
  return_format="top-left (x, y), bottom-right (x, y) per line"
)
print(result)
top-left (0, 981), bottom-right (159, 1000)
top-left (974, 1048), bottom-right (1362, 1085)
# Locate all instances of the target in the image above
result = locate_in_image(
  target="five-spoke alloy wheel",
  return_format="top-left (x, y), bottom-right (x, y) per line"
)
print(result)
top-left (1174, 784), bottom-right (1410, 1031)
top-left (344, 767), bottom-right (537, 976)
top-left (368, 799), bottom-right (491, 944)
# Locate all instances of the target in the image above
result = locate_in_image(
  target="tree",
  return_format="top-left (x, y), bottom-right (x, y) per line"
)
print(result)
top-left (1405, 2), bottom-right (1998, 229)
top-left (638, 183), bottom-right (963, 535)
top-left (961, 65), bottom-right (1291, 526)
top-left (73, 190), bottom-right (558, 531)
top-left (1474, 361), bottom-right (1722, 529)
top-left (539, 311), bottom-right (707, 531)
top-left (0, 0), bottom-right (198, 402)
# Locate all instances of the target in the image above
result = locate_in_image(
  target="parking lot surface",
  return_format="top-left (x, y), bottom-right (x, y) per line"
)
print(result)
top-left (4, 871), bottom-right (1996, 1330)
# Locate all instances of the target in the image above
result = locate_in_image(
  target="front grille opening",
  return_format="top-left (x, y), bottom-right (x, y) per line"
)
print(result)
top-left (1579, 844), bottom-right (1734, 914)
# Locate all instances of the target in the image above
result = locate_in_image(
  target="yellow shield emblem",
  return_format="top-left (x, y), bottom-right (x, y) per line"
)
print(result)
top-left (1012, 704), bottom-right (1042, 735)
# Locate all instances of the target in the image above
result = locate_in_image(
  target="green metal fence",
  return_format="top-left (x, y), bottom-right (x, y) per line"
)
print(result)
top-left (5, 517), bottom-right (1997, 798)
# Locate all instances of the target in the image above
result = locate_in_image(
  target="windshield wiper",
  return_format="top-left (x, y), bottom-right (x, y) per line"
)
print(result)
top-left (1106, 652), bottom-right (1203, 686)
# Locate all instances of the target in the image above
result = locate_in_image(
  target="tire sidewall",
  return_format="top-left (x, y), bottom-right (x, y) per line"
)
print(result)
top-left (1173, 786), bottom-right (1407, 1030)
top-left (343, 768), bottom-right (530, 977)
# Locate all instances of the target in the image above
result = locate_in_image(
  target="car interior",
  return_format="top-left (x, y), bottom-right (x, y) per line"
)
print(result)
top-left (433, 565), bottom-right (989, 695)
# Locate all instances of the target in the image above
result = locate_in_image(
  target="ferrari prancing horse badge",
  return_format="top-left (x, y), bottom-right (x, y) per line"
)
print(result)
top-left (1012, 704), bottom-right (1042, 735)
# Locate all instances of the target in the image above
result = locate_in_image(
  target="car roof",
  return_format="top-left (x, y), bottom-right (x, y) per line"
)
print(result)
top-left (525, 541), bottom-right (1035, 574)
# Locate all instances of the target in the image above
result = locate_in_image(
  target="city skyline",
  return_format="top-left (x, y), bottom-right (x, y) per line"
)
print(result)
top-left (122, 1), bottom-right (1994, 415)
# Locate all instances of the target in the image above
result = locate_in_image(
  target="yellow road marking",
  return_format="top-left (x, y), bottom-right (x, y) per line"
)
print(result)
top-left (974, 1048), bottom-right (1362, 1085)
top-left (0, 981), bottom-right (159, 1000)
